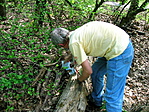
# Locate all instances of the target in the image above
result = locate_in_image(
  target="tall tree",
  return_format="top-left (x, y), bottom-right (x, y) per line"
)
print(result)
top-left (89, 0), bottom-right (105, 20)
top-left (35, 0), bottom-right (46, 27)
top-left (0, 0), bottom-right (6, 20)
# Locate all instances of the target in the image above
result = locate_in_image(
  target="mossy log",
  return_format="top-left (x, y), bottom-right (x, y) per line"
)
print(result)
top-left (55, 75), bottom-right (89, 112)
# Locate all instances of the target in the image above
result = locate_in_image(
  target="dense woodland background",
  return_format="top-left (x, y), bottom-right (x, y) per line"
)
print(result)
top-left (0, 0), bottom-right (149, 112)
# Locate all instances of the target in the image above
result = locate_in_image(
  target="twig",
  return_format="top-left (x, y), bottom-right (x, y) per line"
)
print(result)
top-left (43, 70), bottom-right (51, 86)
top-left (65, 0), bottom-right (72, 7)
top-left (31, 67), bottom-right (47, 86)
top-left (13, 109), bottom-right (32, 111)
top-left (35, 70), bottom-right (52, 111)
top-left (44, 61), bottom-right (59, 66)
top-left (42, 94), bottom-right (50, 110)
top-left (36, 83), bottom-right (42, 104)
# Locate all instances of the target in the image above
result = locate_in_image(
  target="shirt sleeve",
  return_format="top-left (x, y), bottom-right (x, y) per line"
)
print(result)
top-left (69, 42), bottom-right (87, 65)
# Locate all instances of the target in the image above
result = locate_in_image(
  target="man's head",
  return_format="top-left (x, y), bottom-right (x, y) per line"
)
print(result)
top-left (50, 28), bottom-right (69, 47)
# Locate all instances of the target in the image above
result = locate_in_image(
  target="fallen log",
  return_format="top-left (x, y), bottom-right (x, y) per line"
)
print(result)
top-left (55, 75), bottom-right (89, 112)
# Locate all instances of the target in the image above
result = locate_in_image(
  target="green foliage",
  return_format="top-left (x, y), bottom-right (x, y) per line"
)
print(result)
top-left (6, 106), bottom-right (14, 112)
top-left (0, 1), bottom-right (54, 110)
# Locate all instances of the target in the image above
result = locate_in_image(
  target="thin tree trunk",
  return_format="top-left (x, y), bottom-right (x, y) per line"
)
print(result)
top-left (65, 0), bottom-right (72, 7)
top-left (0, 0), bottom-right (6, 20)
top-left (89, 0), bottom-right (105, 20)
top-left (35, 0), bottom-right (46, 27)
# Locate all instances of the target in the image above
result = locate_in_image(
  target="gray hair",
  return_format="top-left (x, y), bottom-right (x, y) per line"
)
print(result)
top-left (50, 28), bottom-right (69, 45)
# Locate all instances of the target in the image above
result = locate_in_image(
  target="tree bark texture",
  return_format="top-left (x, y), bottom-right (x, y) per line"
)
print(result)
top-left (55, 75), bottom-right (88, 112)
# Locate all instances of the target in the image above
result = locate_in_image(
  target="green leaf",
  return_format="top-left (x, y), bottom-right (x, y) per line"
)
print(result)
top-left (72, 0), bottom-right (75, 4)
top-left (56, 64), bottom-right (59, 67)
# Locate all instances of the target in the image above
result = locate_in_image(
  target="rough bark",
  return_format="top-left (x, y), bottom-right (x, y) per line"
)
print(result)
top-left (55, 75), bottom-right (89, 112)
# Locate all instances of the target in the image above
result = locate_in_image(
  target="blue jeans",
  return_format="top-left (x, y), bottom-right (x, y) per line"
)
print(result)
top-left (91, 41), bottom-right (134, 112)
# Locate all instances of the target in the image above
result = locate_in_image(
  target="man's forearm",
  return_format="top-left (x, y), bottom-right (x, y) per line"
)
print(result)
top-left (78, 59), bottom-right (93, 82)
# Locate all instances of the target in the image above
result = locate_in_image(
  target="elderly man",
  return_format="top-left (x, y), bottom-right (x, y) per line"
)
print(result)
top-left (50, 21), bottom-right (134, 112)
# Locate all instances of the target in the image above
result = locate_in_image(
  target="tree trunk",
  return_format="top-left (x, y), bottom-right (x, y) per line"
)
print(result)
top-left (55, 75), bottom-right (89, 112)
top-left (65, 0), bottom-right (72, 7)
top-left (0, 0), bottom-right (6, 20)
top-left (35, 0), bottom-right (46, 27)
top-left (119, 0), bottom-right (148, 28)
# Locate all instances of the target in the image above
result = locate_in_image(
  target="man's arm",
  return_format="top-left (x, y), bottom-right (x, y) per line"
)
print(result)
top-left (78, 59), bottom-right (92, 82)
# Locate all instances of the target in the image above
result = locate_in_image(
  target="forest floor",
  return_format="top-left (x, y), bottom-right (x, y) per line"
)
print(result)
top-left (0, 8), bottom-right (149, 112)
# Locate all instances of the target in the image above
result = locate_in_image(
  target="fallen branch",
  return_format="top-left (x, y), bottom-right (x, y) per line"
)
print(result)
top-left (44, 61), bottom-right (59, 66)
top-left (55, 75), bottom-right (88, 112)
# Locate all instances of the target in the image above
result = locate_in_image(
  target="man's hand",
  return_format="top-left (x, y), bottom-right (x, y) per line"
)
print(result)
top-left (61, 61), bottom-right (76, 75)
top-left (61, 61), bottom-right (71, 69)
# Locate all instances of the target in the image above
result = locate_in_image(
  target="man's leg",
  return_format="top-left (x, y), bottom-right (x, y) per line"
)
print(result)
top-left (91, 57), bottom-right (107, 106)
top-left (105, 42), bottom-right (134, 112)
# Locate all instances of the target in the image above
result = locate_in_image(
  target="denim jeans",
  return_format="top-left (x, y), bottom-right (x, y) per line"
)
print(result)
top-left (91, 41), bottom-right (134, 112)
